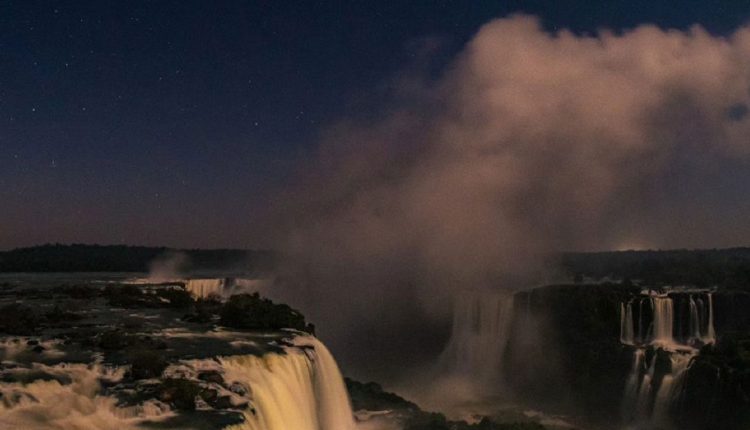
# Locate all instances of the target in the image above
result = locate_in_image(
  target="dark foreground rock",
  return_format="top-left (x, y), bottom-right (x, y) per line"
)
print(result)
top-left (346, 378), bottom-right (547, 430)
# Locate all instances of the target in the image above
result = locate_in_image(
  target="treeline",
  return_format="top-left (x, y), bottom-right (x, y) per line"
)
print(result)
top-left (563, 247), bottom-right (750, 289)
top-left (0, 244), bottom-right (275, 273)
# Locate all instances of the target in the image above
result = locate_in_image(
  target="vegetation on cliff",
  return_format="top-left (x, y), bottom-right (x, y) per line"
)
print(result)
top-left (219, 293), bottom-right (313, 333)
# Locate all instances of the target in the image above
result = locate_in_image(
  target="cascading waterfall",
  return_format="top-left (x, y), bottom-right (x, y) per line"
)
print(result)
top-left (437, 290), bottom-right (515, 385)
top-left (652, 296), bottom-right (674, 346)
top-left (621, 301), bottom-right (635, 345)
top-left (704, 293), bottom-right (716, 343)
top-left (620, 291), bottom-right (716, 348)
top-left (619, 290), bottom-right (717, 429)
top-left (651, 352), bottom-right (692, 423)
top-left (688, 296), bottom-right (701, 341)
top-left (0, 335), bottom-right (355, 430)
top-left (222, 335), bottom-right (355, 430)
top-left (185, 278), bottom-right (226, 298)
top-left (183, 278), bottom-right (268, 300)
top-left (621, 348), bottom-right (645, 420)
top-left (0, 363), bottom-right (171, 429)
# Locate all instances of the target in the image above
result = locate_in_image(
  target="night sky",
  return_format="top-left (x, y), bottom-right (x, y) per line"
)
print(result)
top-left (2, 1), bottom-right (750, 250)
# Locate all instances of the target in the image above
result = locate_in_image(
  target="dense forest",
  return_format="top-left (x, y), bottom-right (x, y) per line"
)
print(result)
top-left (563, 247), bottom-right (750, 289)
top-left (0, 244), bottom-right (275, 273)
top-left (5, 244), bottom-right (750, 290)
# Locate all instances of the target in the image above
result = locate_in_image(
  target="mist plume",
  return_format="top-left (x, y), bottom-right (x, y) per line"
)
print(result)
top-left (268, 15), bottom-right (750, 380)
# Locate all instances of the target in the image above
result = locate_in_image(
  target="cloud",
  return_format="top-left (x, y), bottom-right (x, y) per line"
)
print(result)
top-left (268, 15), bottom-right (750, 378)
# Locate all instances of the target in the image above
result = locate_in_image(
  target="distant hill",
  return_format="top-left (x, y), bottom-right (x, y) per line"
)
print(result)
top-left (0, 244), bottom-right (275, 273)
top-left (563, 247), bottom-right (750, 289)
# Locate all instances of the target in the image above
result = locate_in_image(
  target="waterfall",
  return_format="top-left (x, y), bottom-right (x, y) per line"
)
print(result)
top-left (621, 301), bottom-right (635, 345)
top-left (688, 296), bottom-right (701, 342)
top-left (184, 278), bottom-right (226, 298)
top-left (652, 296), bottom-right (674, 346)
top-left (0, 363), bottom-right (171, 429)
top-left (704, 293), bottom-right (716, 344)
top-left (184, 278), bottom-right (269, 300)
top-left (222, 336), bottom-right (355, 430)
top-left (634, 353), bottom-right (657, 419)
top-left (638, 299), bottom-right (646, 344)
top-left (619, 289), bottom-right (716, 429)
top-left (651, 352), bottom-right (693, 424)
top-left (438, 290), bottom-right (514, 384)
top-left (621, 348), bottom-right (645, 421)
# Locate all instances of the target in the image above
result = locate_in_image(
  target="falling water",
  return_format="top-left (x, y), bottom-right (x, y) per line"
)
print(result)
top-left (704, 293), bottom-right (716, 344)
top-left (621, 348), bottom-right (645, 421)
top-left (621, 301), bottom-right (635, 345)
top-left (651, 352), bottom-right (693, 424)
top-left (438, 290), bottom-right (515, 384)
top-left (222, 336), bottom-right (355, 430)
top-left (183, 278), bottom-right (269, 300)
top-left (652, 296), bottom-right (674, 346)
top-left (619, 290), bottom-right (716, 429)
top-left (184, 278), bottom-right (226, 298)
top-left (638, 299), bottom-right (646, 344)
top-left (688, 296), bottom-right (701, 342)
top-left (634, 353), bottom-right (658, 419)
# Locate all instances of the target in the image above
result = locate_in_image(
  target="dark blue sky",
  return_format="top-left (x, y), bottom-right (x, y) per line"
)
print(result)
top-left (2, 1), bottom-right (749, 249)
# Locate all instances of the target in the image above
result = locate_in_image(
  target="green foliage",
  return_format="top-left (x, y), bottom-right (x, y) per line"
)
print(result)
top-left (219, 293), bottom-right (310, 332)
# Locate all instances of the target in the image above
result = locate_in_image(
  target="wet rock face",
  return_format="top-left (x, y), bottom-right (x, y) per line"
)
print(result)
top-left (714, 291), bottom-right (750, 334)
top-left (157, 378), bottom-right (203, 411)
top-left (0, 304), bottom-right (40, 335)
top-left (103, 284), bottom-right (194, 309)
top-left (129, 350), bottom-right (169, 380)
top-left (198, 370), bottom-right (224, 385)
top-left (676, 337), bottom-right (750, 430)
top-left (505, 284), bottom-right (750, 430)
top-left (504, 284), bottom-right (636, 421)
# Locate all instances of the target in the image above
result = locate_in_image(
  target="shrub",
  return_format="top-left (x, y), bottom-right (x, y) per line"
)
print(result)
top-left (219, 293), bottom-right (309, 332)
top-left (156, 288), bottom-right (193, 308)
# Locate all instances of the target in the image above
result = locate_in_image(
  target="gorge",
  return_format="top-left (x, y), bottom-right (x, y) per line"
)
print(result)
top-left (1, 246), bottom-right (750, 430)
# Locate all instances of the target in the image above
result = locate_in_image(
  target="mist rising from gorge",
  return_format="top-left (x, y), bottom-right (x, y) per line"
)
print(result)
top-left (264, 15), bottom-right (750, 384)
